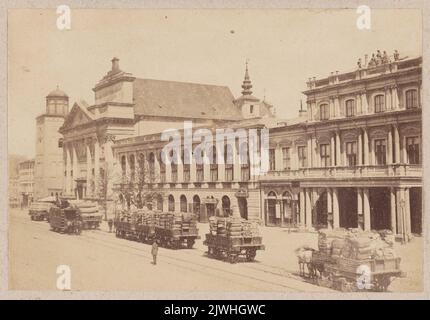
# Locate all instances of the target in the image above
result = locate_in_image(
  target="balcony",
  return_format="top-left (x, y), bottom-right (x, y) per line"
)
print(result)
top-left (261, 164), bottom-right (422, 181)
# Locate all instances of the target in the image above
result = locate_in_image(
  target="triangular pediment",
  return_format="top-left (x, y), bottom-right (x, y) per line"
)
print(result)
top-left (61, 101), bottom-right (95, 131)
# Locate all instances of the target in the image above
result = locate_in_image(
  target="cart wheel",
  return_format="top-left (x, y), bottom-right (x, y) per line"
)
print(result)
top-left (76, 227), bottom-right (82, 235)
top-left (373, 275), bottom-right (390, 292)
top-left (187, 239), bottom-right (195, 249)
top-left (208, 247), bottom-right (214, 257)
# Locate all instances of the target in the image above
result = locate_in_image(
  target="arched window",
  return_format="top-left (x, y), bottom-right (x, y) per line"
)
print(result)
top-left (193, 195), bottom-right (201, 215)
top-left (221, 196), bottom-right (231, 216)
top-left (374, 95), bottom-right (385, 113)
top-left (320, 103), bottom-right (329, 120)
top-left (180, 195), bottom-right (187, 212)
top-left (345, 99), bottom-right (355, 117)
top-left (209, 146), bottom-right (218, 181)
top-left (168, 195), bottom-right (175, 212)
top-left (266, 191), bottom-right (277, 225)
top-left (159, 150), bottom-right (166, 182)
top-left (405, 89), bottom-right (418, 109)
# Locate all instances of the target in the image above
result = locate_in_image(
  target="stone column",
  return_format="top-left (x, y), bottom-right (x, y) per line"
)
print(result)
top-left (358, 131), bottom-right (363, 166)
top-left (394, 125), bottom-right (400, 164)
top-left (72, 144), bottom-right (78, 198)
top-left (402, 136), bottom-right (407, 164)
top-left (404, 188), bottom-right (412, 238)
top-left (332, 188), bottom-right (340, 229)
top-left (203, 149), bottom-right (211, 182)
top-left (396, 188), bottom-right (404, 236)
top-left (190, 153), bottom-right (197, 182)
top-left (335, 131), bottom-right (341, 166)
top-left (86, 141), bottom-right (92, 198)
top-left (356, 93), bottom-right (362, 115)
top-left (363, 129), bottom-right (369, 165)
top-left (392, 85), bottom-right (399, 110)
top-left (291, 144), bottom-right (297, 170)
top-left (361, 91), bottom-right (369, 115)
top-left (387, 126), bottom-right (393, 164)
top-left (330, 135), bottom-right (335, 166)
top-left (334, 96), bottom-right (340, 118)
top-left (177, 154), bottom-right (184, 182)
top-left (299, 189), bottom-right (305, 227)
top-left (363, 188), bottom-right (371, 231)
top-left (306, 136), bottom-right (312, 168)
top-left (65, 145), bottom-right (71, 195)
top-left (385, 86), bottom-right (392, 110)
top-left (327, 188), bottom-right (333, 229)
top-left (94, 139), bottom-right (100, 195)
top-left (329, 98), bottom-right (335, 118)
top-left (305, 188), bottom-right (312, 229)
top-left (357, 188), bottom-right (363, 229)
top-left (390, 188), bottom-right (397, 234)
top-left (104, 136), bottom-right (115, 196)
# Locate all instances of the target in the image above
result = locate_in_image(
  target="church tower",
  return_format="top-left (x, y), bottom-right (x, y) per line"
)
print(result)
top-left (33, 86), bottom-right (69, 200)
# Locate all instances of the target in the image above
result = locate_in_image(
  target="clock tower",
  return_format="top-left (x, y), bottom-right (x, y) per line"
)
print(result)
top-left (34, 86), bottom-right (69, 200)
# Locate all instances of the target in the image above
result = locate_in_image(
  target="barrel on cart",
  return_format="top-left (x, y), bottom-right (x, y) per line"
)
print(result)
top-left (48, 206), bottom-right (82, 235)
top-left (68, 200), bottom-right (102, 229)
top-left (29, 201), bottom-right (53, 221)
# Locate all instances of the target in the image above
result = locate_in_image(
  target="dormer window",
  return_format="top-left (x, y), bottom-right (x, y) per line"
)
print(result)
top-left (320, 103), bottom-right (329, 120)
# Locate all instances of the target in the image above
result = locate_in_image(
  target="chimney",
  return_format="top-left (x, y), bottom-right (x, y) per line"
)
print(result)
top-left (111, 57), bottom-right (120, 72)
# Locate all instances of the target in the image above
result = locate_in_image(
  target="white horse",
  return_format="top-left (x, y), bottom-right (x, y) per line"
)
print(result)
top-left (295, 246), bottom-right (316, 278)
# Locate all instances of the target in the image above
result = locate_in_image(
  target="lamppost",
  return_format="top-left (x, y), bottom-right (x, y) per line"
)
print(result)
top-left (400, 199), bottom-right (406, 245)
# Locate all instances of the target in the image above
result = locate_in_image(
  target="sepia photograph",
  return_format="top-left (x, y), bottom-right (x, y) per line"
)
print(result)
top-left (2, 3), bottom-right (427, 300)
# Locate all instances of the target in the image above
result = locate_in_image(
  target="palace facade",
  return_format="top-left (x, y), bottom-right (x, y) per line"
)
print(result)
top-left (58, 54), bottom-right (422, 239)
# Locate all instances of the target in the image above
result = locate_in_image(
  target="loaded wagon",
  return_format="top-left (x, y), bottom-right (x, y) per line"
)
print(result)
top-left (28, 202), bottom-right (53, 221)
top-left (203, 216), bottom-right (265, 263)
top-left (114, 209), bottom-right (199, 249)
top-left (68, 200), bottom-right (102, 229)
top-left (310, 228), bottom-right (404, 292)
top-left (48, 206), bottom-right (82, 235)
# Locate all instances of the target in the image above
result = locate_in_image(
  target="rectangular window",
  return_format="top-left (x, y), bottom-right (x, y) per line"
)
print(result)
top-left (210, 164), bottom-right (218, 182)
top-left (171, 164), bottom-right (178, 182)
top-left (405, 90), bottom-right (418, 109)
top-left (345, 100), bottom-right (355, 117)
top-left (225, 165), bottom-right (233, 181)
top-left (183, 164), bottom-right (190, 182)
top-left (406, 136), bottom-right (420, 164)
top-left (269, 149), bottom-right (276, 171)
top-left (374, 139), bottom-right (387, 165)
top-left (241, 165), bottom-right (250, 181)
top-left (196, 164), bottom-right (204, 182)
top-left (320, 144), bottom-right (330, 167)
top-left (320, 104), bottom-right (329, 120)
top-left (346, 141), bottom-right (357, 167)
top-left (282, 147), bottom-right (290, 170)
top-left (374, 95), bottom-right (385, 113)
top-left (298, 146), bottom-right (307, 168)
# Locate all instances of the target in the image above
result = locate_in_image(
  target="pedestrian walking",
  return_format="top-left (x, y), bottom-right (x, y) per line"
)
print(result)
top-left (108, 218), bottom-right (113, 233)
top-left (151, 241), bottom-right (158, 265)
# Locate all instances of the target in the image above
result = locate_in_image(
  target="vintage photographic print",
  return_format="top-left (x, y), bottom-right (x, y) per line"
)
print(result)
top-left (3, 3), bottom-right (428, 299)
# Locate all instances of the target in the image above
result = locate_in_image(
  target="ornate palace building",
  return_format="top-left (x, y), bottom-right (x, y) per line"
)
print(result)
top-left (260, 55), bottom-right (422, 239)
top-left (58, 53), bottom-right (422, 239)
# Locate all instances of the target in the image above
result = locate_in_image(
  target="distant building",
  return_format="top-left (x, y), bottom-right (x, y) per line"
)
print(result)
top-left (33, 87), bottom-right (68, 200)
top-left (8, 154), bottom-right (27, 208)
top-left (18, 159), bottom-right (35, 208)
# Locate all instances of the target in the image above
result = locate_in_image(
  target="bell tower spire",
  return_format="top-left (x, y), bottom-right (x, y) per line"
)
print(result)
top-left (241, 59), bottom-right (253, 96)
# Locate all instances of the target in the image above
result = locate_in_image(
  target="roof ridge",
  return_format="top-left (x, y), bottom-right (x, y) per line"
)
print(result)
top-left (134, 77), bottom-right (231, 89)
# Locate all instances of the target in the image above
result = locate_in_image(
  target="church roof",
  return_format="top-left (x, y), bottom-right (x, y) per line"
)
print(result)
top-left (132, 78), bottom-right (243, 120)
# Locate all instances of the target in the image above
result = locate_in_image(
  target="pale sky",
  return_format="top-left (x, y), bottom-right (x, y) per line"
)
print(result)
top-left (8, 9), bottom-right (422, 158)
